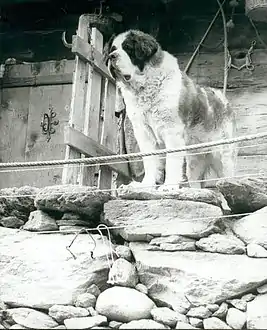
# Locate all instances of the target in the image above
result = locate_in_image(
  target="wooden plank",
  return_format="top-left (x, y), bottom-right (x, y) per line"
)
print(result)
top-left (178, 49), bottom-right (267, 89)
top-left (98, 79), bottom-right (117, 190)
top-left (0, 87), bottom-right (30, 189)
top-left (81, 28), bottom-right (103, 186)
top-left (72, 35), bottom-right (114, 83)
top-left (62, 15), bottom-right (90, 185)
top-left (24, 84), bottom-right (71, 187)
top-left (228, 89), bottom-right (267, 156)
top-left (64, 126), bottom-right (130, 178)
top-left (1, 73), bottom-right (73, 88)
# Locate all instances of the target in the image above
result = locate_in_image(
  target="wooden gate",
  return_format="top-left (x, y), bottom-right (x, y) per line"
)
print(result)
top-left (62, 15), bottom-right (130, 190)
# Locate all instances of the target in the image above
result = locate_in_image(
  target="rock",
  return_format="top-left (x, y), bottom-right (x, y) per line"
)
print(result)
top-left (176, 321), bottom-right (198, 329)
top-left (23, 210), bottom-right (58, 232)
top-left (226, 308), bottom-right (246, 329)
top-left (196, 233), bottom-right (245, 254)
top-left (0, 227), bottom-right (116, 308)
top-left (257, 283), bottom-right (267, 294)
top-left (206, 304), bottom-right (219, 312)
top-left (227, 298), bottom-right (247, 311)
top-left (48, 305), bottom-right (89, 323)
top-left (247, 293), bottom-right (267, 329)
top-left (217, 177), bottom-right (267, 213)
top-left (35, 185), bottom-right (112, 219)
top-left (87, 307), bottom-right (98, 317)
top-left (75, 293), bottom-right (96, 308)
top-left (64, 315), bottom-right (107, 329)
top-left (108, 258), bottom-right (138, 287)
top-left (203, 317), bottom-right (231, 329)
top-left (54, 326), bottom-right (67, 330)
top-left (130, 242), bottom-right (267, 308)
top-left (95, 286), bottom-right (155, 322)
top-left (232, 207), bottom-right (267, 249)
top-left (135, 283), bottom-right (148, 295)
top-left (114, 245), bottom-right (132, 261)
top-left (120, 319), bottom-right (168, 329)
top-left (118, 186), bottom-right (221, 207)
top-left (189, 317), bottom-right (203, 328)
top-left (187, 306), bottom-right (212, 319)
top-left (86, 284), bottom-right (101, 298)
top-left (59, 226), bottom-right (85, 232)
top-left (213, 302), bottom-right (228, 318)
top-left (0, 186), bottom-right (39, 220)
top-left (62, 212), bottom-right (83, 220)
top-left (109, 321), bottom-right (122, 329)
top-left (151, 307), bottom-right (182, 327)
top-left (7, 308), bottom-right (58, 329)
top-left (150, 235), bottom-right (196, 251)
top-left (56, 220), bottom-right (90, 227)
top-left (8, 325), bottom-right (28, 329)
top-left (104, 200), bottom-right (223, 241)
top-left (241, 293), bottom-right (256, 302)
top-left (0, 325), bottom-right (5, 329)
top-left (0, 216), bottom-right (24, 228)
top-left (247, 243), bottom-right (267, 258)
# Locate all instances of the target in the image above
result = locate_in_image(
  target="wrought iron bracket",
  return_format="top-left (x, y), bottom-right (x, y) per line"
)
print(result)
top-left (40, 105), bottom-right (59, 142)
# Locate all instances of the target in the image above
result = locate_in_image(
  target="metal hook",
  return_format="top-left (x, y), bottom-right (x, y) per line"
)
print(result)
top-left (62, 31), bottom-right (72, 49)
top-left (66, 228), bottom-right (96, 260)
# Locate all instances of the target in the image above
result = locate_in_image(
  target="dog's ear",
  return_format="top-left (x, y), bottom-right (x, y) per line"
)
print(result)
top-left (134, 33), bottom-right (158, 61)
top-left (103, 34), bottom-right (115, 64)
top-left (122, 31), bottom-right (159, 71)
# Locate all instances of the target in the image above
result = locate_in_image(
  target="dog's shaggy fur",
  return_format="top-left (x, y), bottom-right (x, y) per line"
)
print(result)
top-left (106, 30), bottom-right (236, 189)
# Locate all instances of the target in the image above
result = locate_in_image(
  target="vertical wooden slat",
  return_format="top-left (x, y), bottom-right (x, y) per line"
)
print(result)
top-left (62, 14), bottom-right (89, 185)
top-left (81, 28), bottom-right (103, 186)
top-left (98, 79), bottom-right (117, 190)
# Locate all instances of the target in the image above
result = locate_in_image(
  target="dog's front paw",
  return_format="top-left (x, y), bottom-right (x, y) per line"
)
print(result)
top-left (157, 180), bottom-right (189, 193)
top-left (117, 181), bottom-right (157, 195)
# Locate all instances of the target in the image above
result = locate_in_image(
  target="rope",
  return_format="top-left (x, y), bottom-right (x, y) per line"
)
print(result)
top-left (0, 173), bottom-right (266, 199)
top-left (0, 140), bottom-right (265, 174)
top-left (1, 131), bottom-right (267, 170)
top-left (184, 0), bottom-right (227, 74)
top-left (216, 0), bottom-right (228, 95)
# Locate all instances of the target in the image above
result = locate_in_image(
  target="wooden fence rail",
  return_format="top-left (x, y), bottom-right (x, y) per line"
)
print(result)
top-left (61, 14), bottom-right (130, 189)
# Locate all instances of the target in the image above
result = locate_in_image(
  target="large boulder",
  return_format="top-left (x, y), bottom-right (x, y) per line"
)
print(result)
top-left (104, 200), bottom-right (223, 241)
top-left (95, 286), bottom-right (155, 322)
top-left (232, 206), bottom-right (267, 249)
top-left (217, 177), bottom-right (267, 213)
top-left (0, 186), bottom-right (39, 221)
top-left (34, 185), bottom-right (112, 220)
top-left (247, 293), bottom-right (267, 329)
top-left (0, 227), bottom-right (116, 309)
top-left (130, 242), bottom-right (267, 311)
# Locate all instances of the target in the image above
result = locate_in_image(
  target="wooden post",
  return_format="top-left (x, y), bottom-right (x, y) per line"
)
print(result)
top-left (62, 15), bottom-right (89, 185)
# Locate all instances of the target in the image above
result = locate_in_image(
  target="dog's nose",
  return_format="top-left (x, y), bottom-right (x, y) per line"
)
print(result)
top-left (109, 51), bottom-right (118, 59)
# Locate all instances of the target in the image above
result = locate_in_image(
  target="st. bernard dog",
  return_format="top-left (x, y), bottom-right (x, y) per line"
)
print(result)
top-left (106, 30), bottom-right (236, 190)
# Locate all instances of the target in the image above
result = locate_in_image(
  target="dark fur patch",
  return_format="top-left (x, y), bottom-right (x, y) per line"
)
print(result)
top-left (122, 30), bottom-right (159, 71)
top-left (179, 72), bottom-right (231, 130)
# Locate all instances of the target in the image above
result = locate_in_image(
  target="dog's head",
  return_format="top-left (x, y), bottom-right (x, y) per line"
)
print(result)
top-left (105, 30), bottom-right (162, 83)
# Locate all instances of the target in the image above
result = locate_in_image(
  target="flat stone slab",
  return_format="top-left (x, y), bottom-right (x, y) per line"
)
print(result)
top-left (35, 185), bottom-right (113, 218)
top-left (130, 242), bottom-right (267, 310)
top-left (117, 187), bottom-right (221, 207)
top-left (247, 293), bottom-right (267, 329)
top-left (0, 227), bottom-right (116, 309)
top-left (104, 199), bottom-right (223, 241)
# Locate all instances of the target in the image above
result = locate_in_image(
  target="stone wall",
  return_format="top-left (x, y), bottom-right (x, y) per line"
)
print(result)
top-left (1, 181), bottom-right (267, 329)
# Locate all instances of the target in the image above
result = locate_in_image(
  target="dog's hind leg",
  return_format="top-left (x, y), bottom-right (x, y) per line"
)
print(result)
top-left (186, 154), bottom-right (207, 188)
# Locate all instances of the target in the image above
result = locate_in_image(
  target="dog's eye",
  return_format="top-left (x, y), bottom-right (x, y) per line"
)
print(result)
top-left (110, 45), bottom-right (117, 52)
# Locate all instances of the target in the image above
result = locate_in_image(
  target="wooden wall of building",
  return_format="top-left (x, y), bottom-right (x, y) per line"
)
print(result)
top-left (0, 60), bottom-right (73, 188)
